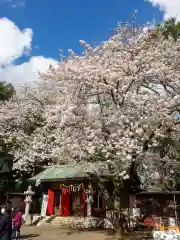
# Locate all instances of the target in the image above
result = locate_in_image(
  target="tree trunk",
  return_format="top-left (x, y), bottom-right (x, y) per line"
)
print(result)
top-left (114, 211), bottom-right (126, 239)
top-left (113, 198), bottom-right (126, 239)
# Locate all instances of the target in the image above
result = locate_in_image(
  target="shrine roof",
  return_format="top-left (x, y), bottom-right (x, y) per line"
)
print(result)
top-left (29, 165), bottom-right (90, 182)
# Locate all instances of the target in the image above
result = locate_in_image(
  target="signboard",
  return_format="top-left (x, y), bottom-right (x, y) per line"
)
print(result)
top-left (41, 194), bottom-right (49, 217)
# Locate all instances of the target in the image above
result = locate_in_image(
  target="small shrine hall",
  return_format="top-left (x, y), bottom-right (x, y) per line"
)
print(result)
top-left (29, 165), bottom-right (105, 218)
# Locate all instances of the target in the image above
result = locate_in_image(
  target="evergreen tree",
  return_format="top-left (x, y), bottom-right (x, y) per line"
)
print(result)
top-left (157, 18), bottom-right (180, 41)
top-left (0, 81), bottom-right (15, 101)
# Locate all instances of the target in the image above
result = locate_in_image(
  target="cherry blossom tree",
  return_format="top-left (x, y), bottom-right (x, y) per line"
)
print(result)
top-left (0, 82), bottom-right (17, 190)
top-left (3, 24), bottom-right (180, 188)
top-left (2, 22), bottom-right (180, 237)
top-left (0, 82), bottom-right (16, 155)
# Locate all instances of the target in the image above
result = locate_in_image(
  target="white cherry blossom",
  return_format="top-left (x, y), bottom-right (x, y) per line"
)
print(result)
top-left (1, 25), bottom-right (180, 180)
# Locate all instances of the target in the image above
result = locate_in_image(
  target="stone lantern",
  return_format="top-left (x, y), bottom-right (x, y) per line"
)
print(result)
top-left (24, 185), bottom-right (35, 224)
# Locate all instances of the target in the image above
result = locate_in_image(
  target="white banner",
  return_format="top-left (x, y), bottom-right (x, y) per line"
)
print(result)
top-left (41, 194), bottom-right (49, 217)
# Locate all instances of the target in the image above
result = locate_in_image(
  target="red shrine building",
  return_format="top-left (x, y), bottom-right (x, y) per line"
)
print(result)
top-left (29, 165), bottom-right (106, 218)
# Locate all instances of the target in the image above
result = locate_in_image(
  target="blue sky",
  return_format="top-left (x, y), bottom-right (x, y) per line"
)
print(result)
top-left (1, 0), bottom-right (177, 87)
top-left (0, 0), bottom-right (163, 60)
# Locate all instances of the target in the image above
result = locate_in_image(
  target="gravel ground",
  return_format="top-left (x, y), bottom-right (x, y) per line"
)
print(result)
top-left (20, 226), bottom-right (153, 240)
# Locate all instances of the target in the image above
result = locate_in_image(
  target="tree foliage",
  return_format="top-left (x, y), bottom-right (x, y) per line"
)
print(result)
top-left (157, 18), bottom-right (180, 41)
top-left (0, 81), bottom-right (15, 154)
top-left (0, 81), bottom-right (15, 101)
top-left (1, 23), bottom-right (180, 190)
top-left (0, 81), bottom-right (16, 190)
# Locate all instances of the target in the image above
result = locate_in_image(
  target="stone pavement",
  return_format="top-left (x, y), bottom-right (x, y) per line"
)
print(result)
top-left (20, 226), bottom-right (153, 240)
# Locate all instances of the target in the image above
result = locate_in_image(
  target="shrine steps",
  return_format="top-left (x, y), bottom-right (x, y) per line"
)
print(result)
top-left (51, 216), bottom-right (83, 228)
top-left (37, 216), bottom-right (56, 227)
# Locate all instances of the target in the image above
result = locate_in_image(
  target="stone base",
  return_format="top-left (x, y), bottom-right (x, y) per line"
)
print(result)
top-left (50, 216), bottom-right (104, 229)
top-left (104, 218), bottom-right (114, 229)
top-left (72, 217), bottom-right (104, 229)
top-left (24, 215), bottom-right (33, 225)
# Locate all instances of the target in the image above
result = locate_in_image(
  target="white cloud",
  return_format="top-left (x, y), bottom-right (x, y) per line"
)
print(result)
top-left (11, 1), bottom-right (25, 8)
top-left (1, 0), bottom-right (25, 8)
top-left (0, 56), bottom-right (58, 87)
top-left (147, 0), bottom-right (180, 20)
top-left (0, 18), bottom-right (32, 65)
top-left (0, 18), bottom-right (58, 88)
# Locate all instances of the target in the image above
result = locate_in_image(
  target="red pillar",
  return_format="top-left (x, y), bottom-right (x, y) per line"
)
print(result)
top-left (47, 189), bottom-right (55, 215)
top-left (61, 188), bottom-right (70, 216)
